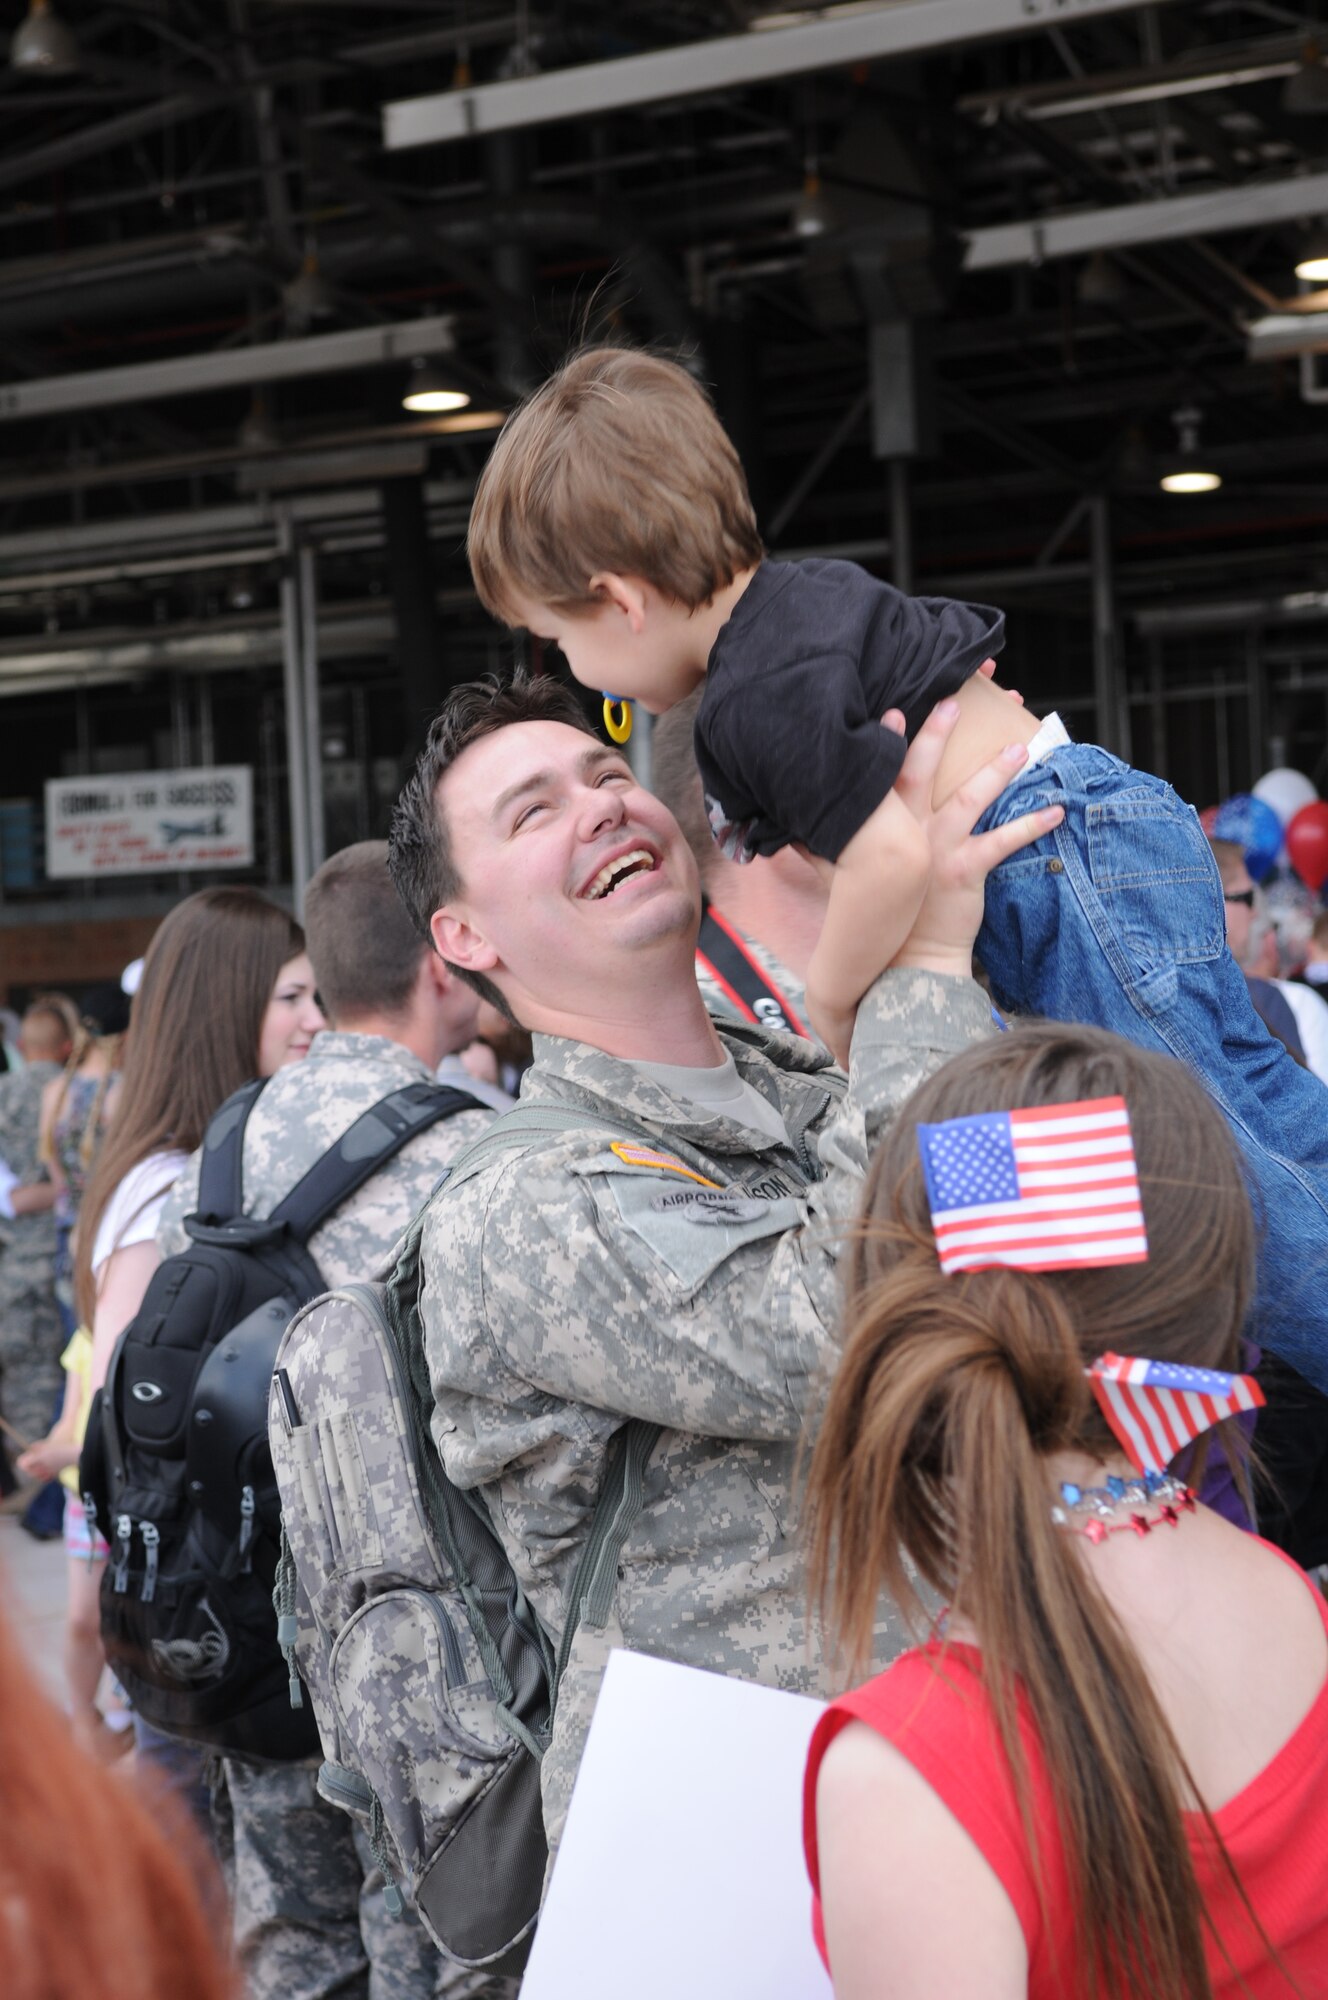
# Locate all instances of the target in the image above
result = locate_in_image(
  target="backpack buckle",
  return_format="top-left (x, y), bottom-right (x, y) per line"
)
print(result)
top-left (184, 1216), bottom-right (288, 1251)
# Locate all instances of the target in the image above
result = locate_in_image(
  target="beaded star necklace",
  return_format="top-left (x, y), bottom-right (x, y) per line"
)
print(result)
top-left (1051, 1469), bottom-right (1197, 1544)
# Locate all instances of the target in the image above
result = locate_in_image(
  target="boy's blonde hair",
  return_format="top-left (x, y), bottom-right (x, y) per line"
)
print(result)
top-left (468, 346), bottom-right (764, 625)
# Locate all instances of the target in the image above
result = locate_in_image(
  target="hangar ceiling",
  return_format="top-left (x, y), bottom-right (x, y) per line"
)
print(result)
top-left (3, 0), bottom-right (1328, 771)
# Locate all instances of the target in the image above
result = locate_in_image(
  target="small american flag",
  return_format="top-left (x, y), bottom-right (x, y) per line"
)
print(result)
top-left (917, 1094), bottom-right (1148, 1276)
top-left (1088, 1350), bottom-right (1265, 1474)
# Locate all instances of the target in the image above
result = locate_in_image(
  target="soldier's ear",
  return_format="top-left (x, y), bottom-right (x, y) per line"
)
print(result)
top-left (430, 906), bottom-right (499, 976)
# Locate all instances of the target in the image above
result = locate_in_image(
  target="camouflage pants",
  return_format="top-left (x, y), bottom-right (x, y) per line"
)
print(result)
top-left (218, 1757), bottom-right (520, 2000)
top-left (0, 1274), bottom-right (62, 1449)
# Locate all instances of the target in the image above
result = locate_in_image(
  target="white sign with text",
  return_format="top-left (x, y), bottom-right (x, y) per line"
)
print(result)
top-left (45, 766), bottom-right (254, 877)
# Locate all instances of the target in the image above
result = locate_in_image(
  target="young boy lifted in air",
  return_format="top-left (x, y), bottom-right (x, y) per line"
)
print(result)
top-left (466, 344), bottom-right (1328, 1395)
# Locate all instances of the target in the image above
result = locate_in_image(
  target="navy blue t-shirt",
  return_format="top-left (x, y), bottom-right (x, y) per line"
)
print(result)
top-left (694, 558), bottom-right (1005, 863)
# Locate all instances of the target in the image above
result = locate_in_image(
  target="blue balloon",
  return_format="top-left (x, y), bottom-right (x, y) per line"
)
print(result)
top-left (1213, 793), bottom-right (1284, 883)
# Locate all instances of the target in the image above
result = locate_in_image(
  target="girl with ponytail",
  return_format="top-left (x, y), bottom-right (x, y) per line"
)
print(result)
top-left (804, 1022), bottom-right (1328, 1998)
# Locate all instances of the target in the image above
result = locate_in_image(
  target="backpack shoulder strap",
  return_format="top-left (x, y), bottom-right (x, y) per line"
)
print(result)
top-left (268, 1082), bottom-right (485, 1246)
top-left (440, 1101), bottom-right (727, 1195)
top-left (195, 1079), bottom-right (268, 1225)
top-left (552, 1417), bottom-right (660, 1706)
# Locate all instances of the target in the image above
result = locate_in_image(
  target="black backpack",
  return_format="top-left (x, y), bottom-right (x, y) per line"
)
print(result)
top-left (80, 1076), bottom-right (482, 1762)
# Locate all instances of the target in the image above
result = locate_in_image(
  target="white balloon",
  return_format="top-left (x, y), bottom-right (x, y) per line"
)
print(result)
top-left (1253, 766), bottom-right (1319, 828)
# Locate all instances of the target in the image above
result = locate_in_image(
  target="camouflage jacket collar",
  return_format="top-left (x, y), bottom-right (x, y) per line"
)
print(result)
top-left (299, 1030), bottom-right (437, 1085)
top-left (525, 1023), bottom-right (842, 1159)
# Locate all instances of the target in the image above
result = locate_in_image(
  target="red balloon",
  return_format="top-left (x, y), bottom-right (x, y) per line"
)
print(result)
top-left (1286, 801), bottom-right (1328, 894)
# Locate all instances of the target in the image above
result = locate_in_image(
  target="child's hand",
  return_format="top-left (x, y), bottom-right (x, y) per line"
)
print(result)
top-left (17, 1431), bottom-right (78, 1481)
top-left (891, 721), bottom-right (1064, 975)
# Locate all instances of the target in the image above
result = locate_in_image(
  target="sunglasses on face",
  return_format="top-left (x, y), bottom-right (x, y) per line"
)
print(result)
top-left (1224, 889), bottom-right (1255, 908)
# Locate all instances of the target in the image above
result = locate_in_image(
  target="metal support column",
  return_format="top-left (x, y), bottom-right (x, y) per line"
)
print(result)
top-left (1089, 494), bottom-right (1128, 759)
top-left (1146, 636), bottom-right (1168, 780)
top-left (1245, 626), bottom-right (1267, 790)
top-left (278, 512), bottom-right (313, 912)
top-left (298, 542), bottom-right (326, 874)
top-left (627, 709), bottom-right (653, 793)
top-left (889, 461), bottom-right (914, 596)
top-left (488, 130), bottom-right (534, 396)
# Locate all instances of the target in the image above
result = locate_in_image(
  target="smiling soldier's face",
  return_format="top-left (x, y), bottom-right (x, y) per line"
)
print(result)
top-left (429, 719), bottom-right (701, 1022)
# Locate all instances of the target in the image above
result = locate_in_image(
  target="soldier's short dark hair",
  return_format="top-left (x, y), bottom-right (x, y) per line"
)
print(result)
top-left (304, 841), bottom-right (426, 1026)
top-left (388, 670), bottom-right (594, 1016)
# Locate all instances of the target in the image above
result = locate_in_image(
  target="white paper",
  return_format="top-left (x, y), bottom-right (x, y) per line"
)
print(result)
top-left (521, 1650), bottom-right (833, 2000)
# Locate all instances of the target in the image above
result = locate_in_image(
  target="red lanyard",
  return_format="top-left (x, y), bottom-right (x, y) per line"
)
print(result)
top-left (696, 902), bottom-right (810, 1040)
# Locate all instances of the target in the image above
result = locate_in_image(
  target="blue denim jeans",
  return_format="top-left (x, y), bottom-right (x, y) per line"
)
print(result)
top-left (974, 742), bottom-right (1328, 1394)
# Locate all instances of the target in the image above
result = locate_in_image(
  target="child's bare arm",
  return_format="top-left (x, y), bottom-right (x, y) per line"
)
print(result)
top-left (804, 789), bottom-right (931, 1066)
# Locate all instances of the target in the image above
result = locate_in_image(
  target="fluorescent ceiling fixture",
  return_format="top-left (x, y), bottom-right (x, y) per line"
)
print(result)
top-left (1159, 468), bottom-right (1222, 494)
top-left (1295, 252), bottom-right (1328, 282)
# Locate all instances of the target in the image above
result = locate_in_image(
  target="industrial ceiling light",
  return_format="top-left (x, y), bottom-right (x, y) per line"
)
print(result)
top-left (283, 251), bottom-right (337, 327)
top-left (792, 168), bottom-right (834, 238)
top-left (1295, 226), bottom-right (1328, 283)
top-left (1077, 250), bottom-right (1127, 307)
top-left (1158, 405), bottom-right (1222, 494)
top-left (401, 357), bottom-right (471, 414)
top-left (1283, 40), bottom-right (1328, 113)
top-left (237, 392), bottom-right (279, 455)
top-left (10, 0), bottom-right (79, 74)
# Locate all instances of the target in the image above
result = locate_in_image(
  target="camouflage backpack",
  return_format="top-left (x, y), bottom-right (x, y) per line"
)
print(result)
top-left (267, 1104), bottom-right (683, 1972)
top-left (80, 1077), bottom-right (482, 1762)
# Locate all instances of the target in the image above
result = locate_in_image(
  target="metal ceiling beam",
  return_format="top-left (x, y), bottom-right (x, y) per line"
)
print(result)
top-left (0, 316), bottom-right (458, 423)
top-left (384, 0), bottom-right (1189, 149)
top-left (1246, 312), bottom-right (1328, 360)
top-left (964, 169), bottom-right (1328, 270)
top-left (956, 33), bottom-right (1302, 120)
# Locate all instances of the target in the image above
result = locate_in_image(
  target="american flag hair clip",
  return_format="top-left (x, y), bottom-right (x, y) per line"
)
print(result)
top-left (1088, 1352), bottom-right (1264, 1475)
top-left (916, 1094), bottom-right (1149, 1277)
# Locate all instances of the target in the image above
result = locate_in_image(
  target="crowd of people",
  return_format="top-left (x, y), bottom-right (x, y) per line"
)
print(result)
top-left (1, 343), bottom-right (1326, 2000)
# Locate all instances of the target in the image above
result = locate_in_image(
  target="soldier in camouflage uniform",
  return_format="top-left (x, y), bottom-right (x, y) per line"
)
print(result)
top-left (158, 843), bottom-right (501, 2000)
top-left (388, 674), bottom-right (1059, 1881)
top-left (0, 1002), bottom-right (71, 1454)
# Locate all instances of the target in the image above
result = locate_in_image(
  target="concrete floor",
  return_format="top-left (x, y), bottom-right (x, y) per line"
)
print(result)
top-left (1, 1508), bottom-right (69, 1701)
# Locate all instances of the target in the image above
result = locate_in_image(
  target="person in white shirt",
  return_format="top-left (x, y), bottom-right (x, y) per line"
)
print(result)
top-left (70, 887), bottom-right (324, 1824)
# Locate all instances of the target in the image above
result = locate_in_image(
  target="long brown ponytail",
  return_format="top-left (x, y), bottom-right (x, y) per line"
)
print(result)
top-left (806, 1023), bottom-right (1261, 1999)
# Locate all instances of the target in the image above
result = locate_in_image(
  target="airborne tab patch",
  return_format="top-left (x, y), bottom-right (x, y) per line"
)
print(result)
top-left (608, 1141), bottom-right (721, 1188)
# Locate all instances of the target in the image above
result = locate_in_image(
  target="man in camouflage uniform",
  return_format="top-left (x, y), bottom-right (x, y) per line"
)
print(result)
top-left (388, 674), bottom-right (1054, 1883)
top-left (651, 688), bottom-right (825, 1039)
top-left (158, 842), bottom-right (499, 2000)
top-left (0, 1000), bottom-right (70, 1459)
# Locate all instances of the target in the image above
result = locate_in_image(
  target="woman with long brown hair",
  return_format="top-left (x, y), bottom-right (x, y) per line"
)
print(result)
top-left (804, 1023), bottom-right (1328, 1998)
top-left (76, 889), bottom-right (323, 1352)
top-left (71, 887), bottom-right (323, 1810)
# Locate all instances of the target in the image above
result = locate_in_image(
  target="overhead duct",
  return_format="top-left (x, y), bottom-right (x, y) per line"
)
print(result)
top-left (964, 169), bottom-right (1328, 270)
top-left (1246, 311), bottom-right (1328, 360)
top-left (384, 0), bottom-right (1189, 150)
top-left (0, 315), bottom-right (460, 423)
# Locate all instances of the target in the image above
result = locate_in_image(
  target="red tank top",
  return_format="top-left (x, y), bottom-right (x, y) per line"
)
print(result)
top-left (804, 1558), bottom-right (1328, 1995)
